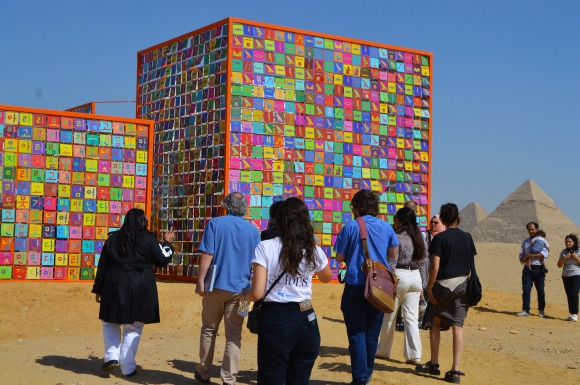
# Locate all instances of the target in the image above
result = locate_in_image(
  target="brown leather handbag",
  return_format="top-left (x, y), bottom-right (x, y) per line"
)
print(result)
top-left (358, 217), bottom-right (398, 313)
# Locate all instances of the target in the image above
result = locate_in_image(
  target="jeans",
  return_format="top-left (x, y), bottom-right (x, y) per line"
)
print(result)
top-left (341, 284), bottom-right (384, 384)
top-left (257, 302), bottom-right (320, 385)
top-left (562, 275), bottom-right (580, 315)
top-left (522, 267), bottom-right (545, 313)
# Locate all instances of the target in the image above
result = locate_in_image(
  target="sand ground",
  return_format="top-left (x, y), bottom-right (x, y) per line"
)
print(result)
top-left (1, 242), bottom-right (579, 385)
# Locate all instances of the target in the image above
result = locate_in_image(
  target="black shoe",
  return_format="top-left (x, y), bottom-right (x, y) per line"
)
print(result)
top-left (444, 370), bottom-right (465, 383)
top-left (194, 370), bottom-right (210, 384)
top-left (416, 361), bottom-right (440, 375)
top-left (124, 369), bottom-right (137, 378)
top-left (101, 360), bottom-right (119, 372)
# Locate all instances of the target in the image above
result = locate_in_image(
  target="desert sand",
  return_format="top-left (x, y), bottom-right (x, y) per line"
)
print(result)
top-left (1, 242), bottom-right (579, 385)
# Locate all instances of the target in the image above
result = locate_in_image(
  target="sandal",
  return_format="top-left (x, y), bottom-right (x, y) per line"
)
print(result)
top-left (444, 370), bottom-right (465, 383)
top-left (415, 361), bottom-right (440, 375)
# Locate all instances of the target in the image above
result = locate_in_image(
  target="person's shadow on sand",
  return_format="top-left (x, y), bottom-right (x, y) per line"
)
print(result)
top-left (318, 345), bottom-right (430, 380)
top-left (471, 305), bottom-right (517, 316)
top-left (169, 359), bottom-right (257, 384)
top-left (36, 354), bottom-right (365, 384)
top-left (36, 355), bottom-right (193, 384)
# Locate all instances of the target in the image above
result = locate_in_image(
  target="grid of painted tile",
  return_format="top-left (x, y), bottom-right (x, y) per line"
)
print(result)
top-left (138, 23), bottom-right (228, 273)
top-left (229, 22), bottom-right (431, 266)
top-left (136, 20), bottom-right (431, 279)
top-left (0, 109), bottom-right (150, 280)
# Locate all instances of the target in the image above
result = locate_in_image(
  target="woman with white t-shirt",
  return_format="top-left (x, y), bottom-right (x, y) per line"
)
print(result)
top-left (241, 197), bottom-right (332, 385)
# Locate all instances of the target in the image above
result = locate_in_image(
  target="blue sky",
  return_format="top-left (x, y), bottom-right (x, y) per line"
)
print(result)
top-left (1, 0), bottom-right (578, 224)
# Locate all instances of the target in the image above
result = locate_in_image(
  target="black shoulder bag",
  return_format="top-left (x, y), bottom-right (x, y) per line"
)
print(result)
top-left (467, 253), bottom-right (482, 306)
top-left (247, 273), bottom-right (285, 334)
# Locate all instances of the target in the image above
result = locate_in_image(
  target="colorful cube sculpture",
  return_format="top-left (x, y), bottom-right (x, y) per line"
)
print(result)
top-left (137, 18), bottom-right (432, 280)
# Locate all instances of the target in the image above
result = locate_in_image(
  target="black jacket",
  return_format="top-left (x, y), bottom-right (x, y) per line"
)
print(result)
top-left (92, 230), bottom-right (174, 324)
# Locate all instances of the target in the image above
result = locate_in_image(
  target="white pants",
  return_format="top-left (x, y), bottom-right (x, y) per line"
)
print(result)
top-left (103, 321), bottom-right (145, 375)
top-left (377, 268), bottom-right (422, 360)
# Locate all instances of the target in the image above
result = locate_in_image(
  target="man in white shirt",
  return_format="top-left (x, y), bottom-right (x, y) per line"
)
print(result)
top-left (517, 222), bottom-right (549, 317)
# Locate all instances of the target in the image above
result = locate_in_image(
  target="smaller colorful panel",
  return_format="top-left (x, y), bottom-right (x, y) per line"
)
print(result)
top-left (0, 106), bottom-right (153, 281)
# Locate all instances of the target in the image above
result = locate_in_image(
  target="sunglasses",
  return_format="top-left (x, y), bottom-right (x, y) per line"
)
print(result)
top-left (430, 221), bottom-right (439, 224)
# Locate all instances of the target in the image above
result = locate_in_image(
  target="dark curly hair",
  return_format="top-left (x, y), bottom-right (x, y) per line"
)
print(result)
top-left (119, 208), bottom-right (148, 255)
top-left (566, 234), bottom-right (579, 253)
top-left (351, 190), bottom-right (379, 217)
top-left (276, 197), bottom-right (320, 276)
top-left (394, 207), bottom-right (426, 262)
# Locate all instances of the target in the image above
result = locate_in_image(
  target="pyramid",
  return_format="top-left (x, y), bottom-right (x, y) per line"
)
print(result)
top-left (470, 179), bottom-right (580, 246)
top-left (459, 202), bottom-right (489, 233)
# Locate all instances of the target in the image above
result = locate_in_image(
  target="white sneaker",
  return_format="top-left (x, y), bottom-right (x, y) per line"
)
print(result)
top-left (516, 310), bottom-right (530, 317)
top-left (539, 311), bottom-right (545, 318)
top-left (567, 314), bottom-right (578, 322)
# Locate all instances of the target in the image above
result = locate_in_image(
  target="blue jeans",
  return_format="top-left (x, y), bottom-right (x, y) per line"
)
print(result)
top-left (341, 284), bottom-right (384, 384)
top-left (522, 267), bottom-right (545, 312)
top-left (257, 302), bottom-right (320, 385)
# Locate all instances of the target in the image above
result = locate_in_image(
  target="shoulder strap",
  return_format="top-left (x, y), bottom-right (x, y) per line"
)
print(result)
top-left (262, 272), bottom-right (285, 299)
top-left (356, 217), bottom-right (389, 272)
top-left (356, 217), bottom-right (370, 260)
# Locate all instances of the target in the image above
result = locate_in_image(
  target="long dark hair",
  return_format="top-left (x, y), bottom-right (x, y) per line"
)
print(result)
top-left (276, 197), bottom-right (319, 276)
top-left (394, 207), bottom-right (426, 262)
top-left (118, 208), bottom-right (148, 255)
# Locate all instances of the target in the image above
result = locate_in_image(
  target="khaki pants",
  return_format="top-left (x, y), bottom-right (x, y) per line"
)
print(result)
top-left (197, 289), bottom-right (243, 385)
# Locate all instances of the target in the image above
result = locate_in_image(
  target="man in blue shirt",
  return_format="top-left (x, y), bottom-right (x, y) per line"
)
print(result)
top-left (195, 192), bottom-right (260, 385)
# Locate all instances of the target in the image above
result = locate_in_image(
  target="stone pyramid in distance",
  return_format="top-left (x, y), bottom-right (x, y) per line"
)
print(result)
top-left (458, 202), bottom-right (488, 233)
top-left (470, 179), bottom-right (580, 245)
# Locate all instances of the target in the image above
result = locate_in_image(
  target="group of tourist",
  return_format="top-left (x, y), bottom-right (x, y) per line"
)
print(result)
top-left (517, 221), bottom-right (580, 322)
top-left (90, 191), bottom-right (580, 385)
